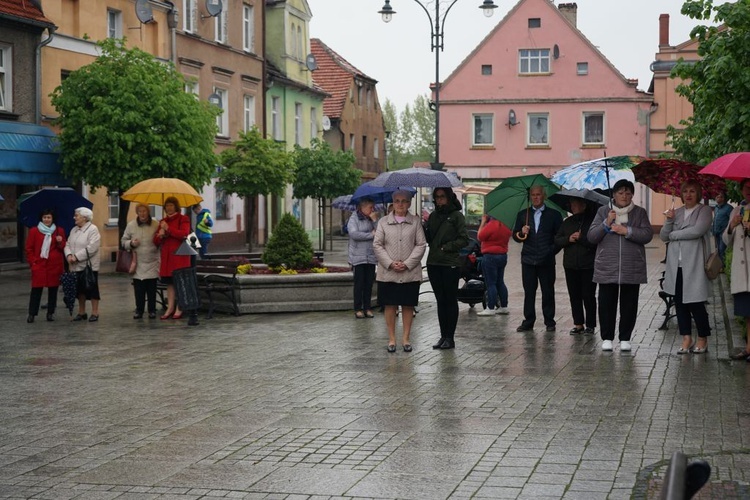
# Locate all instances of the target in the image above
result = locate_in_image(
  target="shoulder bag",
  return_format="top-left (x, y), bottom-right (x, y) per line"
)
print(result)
top-left (115, 247), bottom-right (137, 274)
top-left (83, 249), bottom-right (97, 291)
top-left (702, 236), bottom-right (722, 281)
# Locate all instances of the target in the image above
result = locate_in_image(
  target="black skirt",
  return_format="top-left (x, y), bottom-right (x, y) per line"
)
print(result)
top-left (734, 292), bottom-right (750, 317)
top-left (377, 281), bottom-right (421, 307)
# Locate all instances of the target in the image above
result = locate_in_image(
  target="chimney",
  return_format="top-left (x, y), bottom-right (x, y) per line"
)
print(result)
top-left (659, 14), bottom-right (670, 47)
top-left (558, 3), bottom-right (577, 28)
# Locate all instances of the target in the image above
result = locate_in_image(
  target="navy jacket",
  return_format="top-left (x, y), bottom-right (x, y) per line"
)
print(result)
top-left (512, 204), bottom-right (563, 266)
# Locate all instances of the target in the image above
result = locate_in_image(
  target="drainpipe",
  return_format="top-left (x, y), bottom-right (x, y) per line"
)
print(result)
top-left (645, 102), bottom-right (659, 221)
top-left (35, 25), bottom-right (56, 125)
top-left (165, 1), bottom-right (178, 65)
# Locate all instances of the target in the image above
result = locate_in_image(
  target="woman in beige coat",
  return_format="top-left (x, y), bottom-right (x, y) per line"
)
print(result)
top-left (725, 178), bottom-right (750, 362)
top-left (64, 207), bottom-right (101, 322)
top-left (373, 190), bottom-right (426, 352)
top-left (121, 204), bottom-right (160, 319)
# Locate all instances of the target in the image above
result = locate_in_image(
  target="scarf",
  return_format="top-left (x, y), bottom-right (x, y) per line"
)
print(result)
top-left (613, 202), bottom-right (635, 225)
top-left (37, 222), bottom-right (56, 259)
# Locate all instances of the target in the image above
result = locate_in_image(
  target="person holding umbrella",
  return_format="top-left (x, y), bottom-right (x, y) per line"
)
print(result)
top-left (425, 187), bottom-right (469, 349)
top-left (154, 196), bottom-right (191, 320)
top-left (588, 179), bottom-right (653, 352)
top-left (65, 207), bottom-right (102, 322)
top-left (512, 185), bottom-right (563, 332)
top-left (554, 197), bottom-right (598, 334)
top-left (25, 209), bottom-right (66, 323)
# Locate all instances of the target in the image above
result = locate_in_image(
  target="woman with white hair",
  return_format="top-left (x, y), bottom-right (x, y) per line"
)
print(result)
top-left (373, 189), bottom-right (426, 352)
top-left (64, 206), bottom-right (102, 322)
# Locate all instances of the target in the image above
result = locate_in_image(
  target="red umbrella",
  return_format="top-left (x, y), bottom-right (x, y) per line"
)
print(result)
top-left (698, 152), bottom-right (750, 181)
top-left (633, 158), bottom-right (726, 198)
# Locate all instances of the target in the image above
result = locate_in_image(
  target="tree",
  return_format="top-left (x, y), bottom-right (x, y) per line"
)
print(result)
top-left (217, 127), bottom-right (295, 248)
top-left (50, 38), bottom-right (219, 236)
top-left (262, 213), bottom-right (314, 269)
top-left (292, 139), bottom-right (360, 249)
top-left (667, 0), bottom-right (750, 166)
top-left (383, 95), bottom-right (435, 170)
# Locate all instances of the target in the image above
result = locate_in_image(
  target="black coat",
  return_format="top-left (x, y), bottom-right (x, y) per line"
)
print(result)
top-left (554, 209), bottom-right (597, 270)
top-left (512, 204), bottom-right (563, 266)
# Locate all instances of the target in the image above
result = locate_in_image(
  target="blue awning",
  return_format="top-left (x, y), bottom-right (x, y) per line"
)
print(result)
top-left (0, 121), bottom-right (71, 186)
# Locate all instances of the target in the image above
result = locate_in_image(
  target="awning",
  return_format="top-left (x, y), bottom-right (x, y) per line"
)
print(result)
top-left (0, 121), bottom-right (71, 186)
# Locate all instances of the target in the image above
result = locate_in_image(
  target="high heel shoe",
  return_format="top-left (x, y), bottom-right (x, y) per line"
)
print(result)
top-left (160, 312), bottom-right (174, 320)
top-left (171, 312), bottom-right (183, 320)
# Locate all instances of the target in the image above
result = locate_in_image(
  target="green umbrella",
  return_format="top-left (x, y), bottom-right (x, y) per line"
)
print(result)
top-left (485, 174), bottom-right (566, 230)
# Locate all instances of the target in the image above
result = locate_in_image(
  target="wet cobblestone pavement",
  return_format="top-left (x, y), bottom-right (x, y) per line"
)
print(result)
top-left (0, 239), bottom-right (749, 499)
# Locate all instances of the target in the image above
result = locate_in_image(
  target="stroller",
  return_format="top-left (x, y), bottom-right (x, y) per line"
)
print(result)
top-left (457, 230), bottom-right (487, 309)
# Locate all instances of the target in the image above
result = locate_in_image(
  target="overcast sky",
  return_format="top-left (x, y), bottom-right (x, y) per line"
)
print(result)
top-left (307, 0), bottom-right (725, 111)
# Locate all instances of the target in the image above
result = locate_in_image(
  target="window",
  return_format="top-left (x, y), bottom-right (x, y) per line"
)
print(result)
top-left (297, 25), bottom-right (303, 60)
top-left (215, 7), bottom-right (228, 43)
top-left (294, 102), bottom-right (302, 145)
top-left (362, 136), bottom-right (368, 157)
top-left (358, 85), bottom-right (364, 105)
top-left (350, 134), bottom-right (355, 151)
top-left (0, 45), bottom-right (10, 111)
top-left (528, 18), bottom-right (541, 28)
top-left (310, 107), bottom-right (318, 139)
top-left (271, 96), bottom-right (281, 140)
top-left (243, 95), bottom-right (255, 131)
top-left (583, 112), bottom-right (605, 145)
top-left (519, 49), bottom-right (550, 74)
top-left (182, 0), bottom-right (196, 33)
top-left (243, 5), bottom-right (255, 52)
top-left (527, 113), bottom-right (549, 146)
top-left (215, 188), bottom-right (230, 220)
top-left (214, 87), bottom-right (228, 137)
top-left (107, 190), bottom-right (119, 223)
top-left (577, 62), bottom-right (589, 75)
top-left (373, 137), bottom-right (379, 159)
top-left (367, 88), bottom-right (372, 109)
top-left (481, 64), bottom-right (492, 75)
top-left (107, 9), bottom-right (122, 39)
top-left (185, 79), bottom-right (199, 97)
top-left (472, 114), bottom-right (494, 146)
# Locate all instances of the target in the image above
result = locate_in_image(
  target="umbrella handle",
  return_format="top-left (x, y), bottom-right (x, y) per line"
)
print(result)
top-left (515, 206), bottom-right (530, 241)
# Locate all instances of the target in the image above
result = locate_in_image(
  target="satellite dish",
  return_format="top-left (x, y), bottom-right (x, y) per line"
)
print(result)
top-left (205, 0), bottom-right (223, 17)
top-left (322, 116), bottom-right (331, 131)
top-left (305, 54), bottom-right (318, 71)
top-left (135, 0), bottom-right (154, 23)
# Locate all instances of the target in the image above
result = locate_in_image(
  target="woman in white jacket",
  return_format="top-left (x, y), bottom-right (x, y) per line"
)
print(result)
top-left (660, 181), bottom-right (713, 354)
top-left (373, 190), bottom-right (426, 353)
top-left (725, 178), bottom-right (750, 362)
top-left (64, 207), bottom-right (101, 322)
top-left (121, 204), bottom-right (160, 319)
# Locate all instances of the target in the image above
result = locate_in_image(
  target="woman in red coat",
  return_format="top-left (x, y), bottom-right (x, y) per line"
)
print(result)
top-left (153, 196), bottom-right (191, 319)
top-left (25, 209), bottom-right (66, 322)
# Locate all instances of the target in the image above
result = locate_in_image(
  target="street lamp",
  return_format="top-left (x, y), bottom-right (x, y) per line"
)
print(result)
top-left (379, 0), bottom-right (498, 171)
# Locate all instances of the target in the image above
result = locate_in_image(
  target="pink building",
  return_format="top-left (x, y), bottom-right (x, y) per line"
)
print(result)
top-left (439, 0), bottom-right (652, 181)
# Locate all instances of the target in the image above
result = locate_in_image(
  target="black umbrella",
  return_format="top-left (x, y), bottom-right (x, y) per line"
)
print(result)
top-left (19, 188), bottom-right (92, 235)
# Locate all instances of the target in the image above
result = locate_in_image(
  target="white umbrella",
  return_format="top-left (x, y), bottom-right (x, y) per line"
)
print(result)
top-left (369, 168), bottom-right (463, 189)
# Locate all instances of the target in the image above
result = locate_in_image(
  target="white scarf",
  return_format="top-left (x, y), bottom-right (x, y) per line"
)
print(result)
top-left (613, 202), bottom-right (635, 225)
top-left (37, 222), bottom-right (56, 259)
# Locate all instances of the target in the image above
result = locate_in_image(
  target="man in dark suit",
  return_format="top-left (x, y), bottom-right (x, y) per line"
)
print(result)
top-left (512, 185), bottom-right (563, 332)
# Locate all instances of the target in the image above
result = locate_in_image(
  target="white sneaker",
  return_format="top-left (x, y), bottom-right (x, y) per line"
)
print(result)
top-left (620, 341), bottom-right (632, 352)
top-left (601, 340), bottom-right (613, 351)
top-left (477, 309), bottom-right (495, 316)
top-left (496, 307), bottom-right (510, 315)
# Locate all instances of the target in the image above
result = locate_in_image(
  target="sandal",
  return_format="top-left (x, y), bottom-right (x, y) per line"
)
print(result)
top-left (365, 310), bottom-right (374, 318)
top-left (403, 344), bottom-right (413, 352)
top-left (730, 349), bottom-right (750, 360)
top-left (355, 311), bottom-right (365, 319)
top-left (387, 344), bottom-right (396, 353)
top-left (691, 344), bottom-right (708, 354)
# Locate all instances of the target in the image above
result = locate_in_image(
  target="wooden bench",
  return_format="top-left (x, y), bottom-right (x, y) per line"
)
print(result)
top-left (194, 260), bottom-right (240, 318)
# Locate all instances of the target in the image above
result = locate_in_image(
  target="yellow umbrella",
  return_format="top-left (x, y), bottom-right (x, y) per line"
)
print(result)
top-left (121, 178), bottom-right (203, 207)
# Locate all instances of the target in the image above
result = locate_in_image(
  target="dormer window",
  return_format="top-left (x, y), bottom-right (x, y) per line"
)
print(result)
top-left (528, 18), bottom-right (541, 28)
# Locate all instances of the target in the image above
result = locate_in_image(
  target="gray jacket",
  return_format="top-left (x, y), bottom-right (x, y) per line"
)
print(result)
top-left (347, 213), bottom-right (378, 266)
top-left (121, 219), bottom-right (160, 280)
top-left (588, 204), bottom-right (653, 284)
top-left (660, 204), bottom-right (712, 303)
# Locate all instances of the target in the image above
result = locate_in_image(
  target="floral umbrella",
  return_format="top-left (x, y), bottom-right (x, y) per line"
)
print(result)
top-left (633, 158), bottom-right (726, 198)
top-left (551, 156), bottom-right (646, 192)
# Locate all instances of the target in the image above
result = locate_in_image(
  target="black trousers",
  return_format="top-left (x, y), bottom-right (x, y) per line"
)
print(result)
top-left (674, 267), bottom-right (711, 337)
top-left (598, 283), bottom-right (640, 341)
top-left (565, 268), bottom-right (597, 328)
top-left (133, 278), bottom-right (158, 314)
top-left (521, 263), bottom-right (556, 327)
top-left (28, 286), bottom-right (58, 316)
top-left (427, 265), bottom-right (460, 340)
top-left (353, 264), bottom-right (376, 311)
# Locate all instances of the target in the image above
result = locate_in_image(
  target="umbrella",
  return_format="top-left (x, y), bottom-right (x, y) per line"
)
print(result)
top-left (369, 167), bottom-right (463, 189)
top-left (485, 174), bottom-right (566, 230)
top-left (698, 152), bottom-right (750, 181)
top-left (633, 158), bottom-right (726, 198)
top-left (351, 182), bottom-right (415, 204)
top-left (551, 155), bottom-right (646, 192)
top-left (60, 269), bottom-right (78, 317)
top-left (121, 178), bottom-right (203, 207)
top-left (19, 187), bottom-right (93, 234)
top-left (549, 188), bottom-right (610, 213)
top-left (331, 195), bottom-right (386, 212)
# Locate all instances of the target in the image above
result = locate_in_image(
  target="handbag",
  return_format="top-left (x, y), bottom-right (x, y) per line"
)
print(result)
top-left (115, 249), bottom-right (137, 274)
top-left (83, 249), bottom-right (97, 292)
top-left (702, 237), bottom-right (722, 280)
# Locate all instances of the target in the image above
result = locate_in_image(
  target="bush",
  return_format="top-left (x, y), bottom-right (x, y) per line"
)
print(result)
top-left (262, 213), bottom-right (314, 269)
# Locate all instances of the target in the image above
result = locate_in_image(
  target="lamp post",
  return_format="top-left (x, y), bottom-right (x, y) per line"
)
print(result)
top-left (379, 0), bottom-right (498, 171)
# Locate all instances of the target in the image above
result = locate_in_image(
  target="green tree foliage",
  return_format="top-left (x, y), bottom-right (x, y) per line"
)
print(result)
top-left (667, 0), bottom-right (750, 166)
top-left (262, 213), bottom-right (314, 269)
top-left (383, 95), bottom-right (435, 170)
top-left (292, 138), bottom-right (359, 200)
top-left (50, 38), bottom-right (219, 192)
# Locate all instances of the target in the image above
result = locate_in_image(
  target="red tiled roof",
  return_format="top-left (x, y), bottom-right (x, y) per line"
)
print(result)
top-left (310, 38), bottom-right (376, 119)
top-left (0, 0), bottom-right (54, 26)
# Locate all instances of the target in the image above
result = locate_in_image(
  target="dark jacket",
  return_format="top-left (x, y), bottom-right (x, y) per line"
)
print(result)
top-left (554, 209), bottom-right (597, 270)
top-left (425, 198), bottom-right (469, 267)
top-left (512, 204), bottom-right (563, 266)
